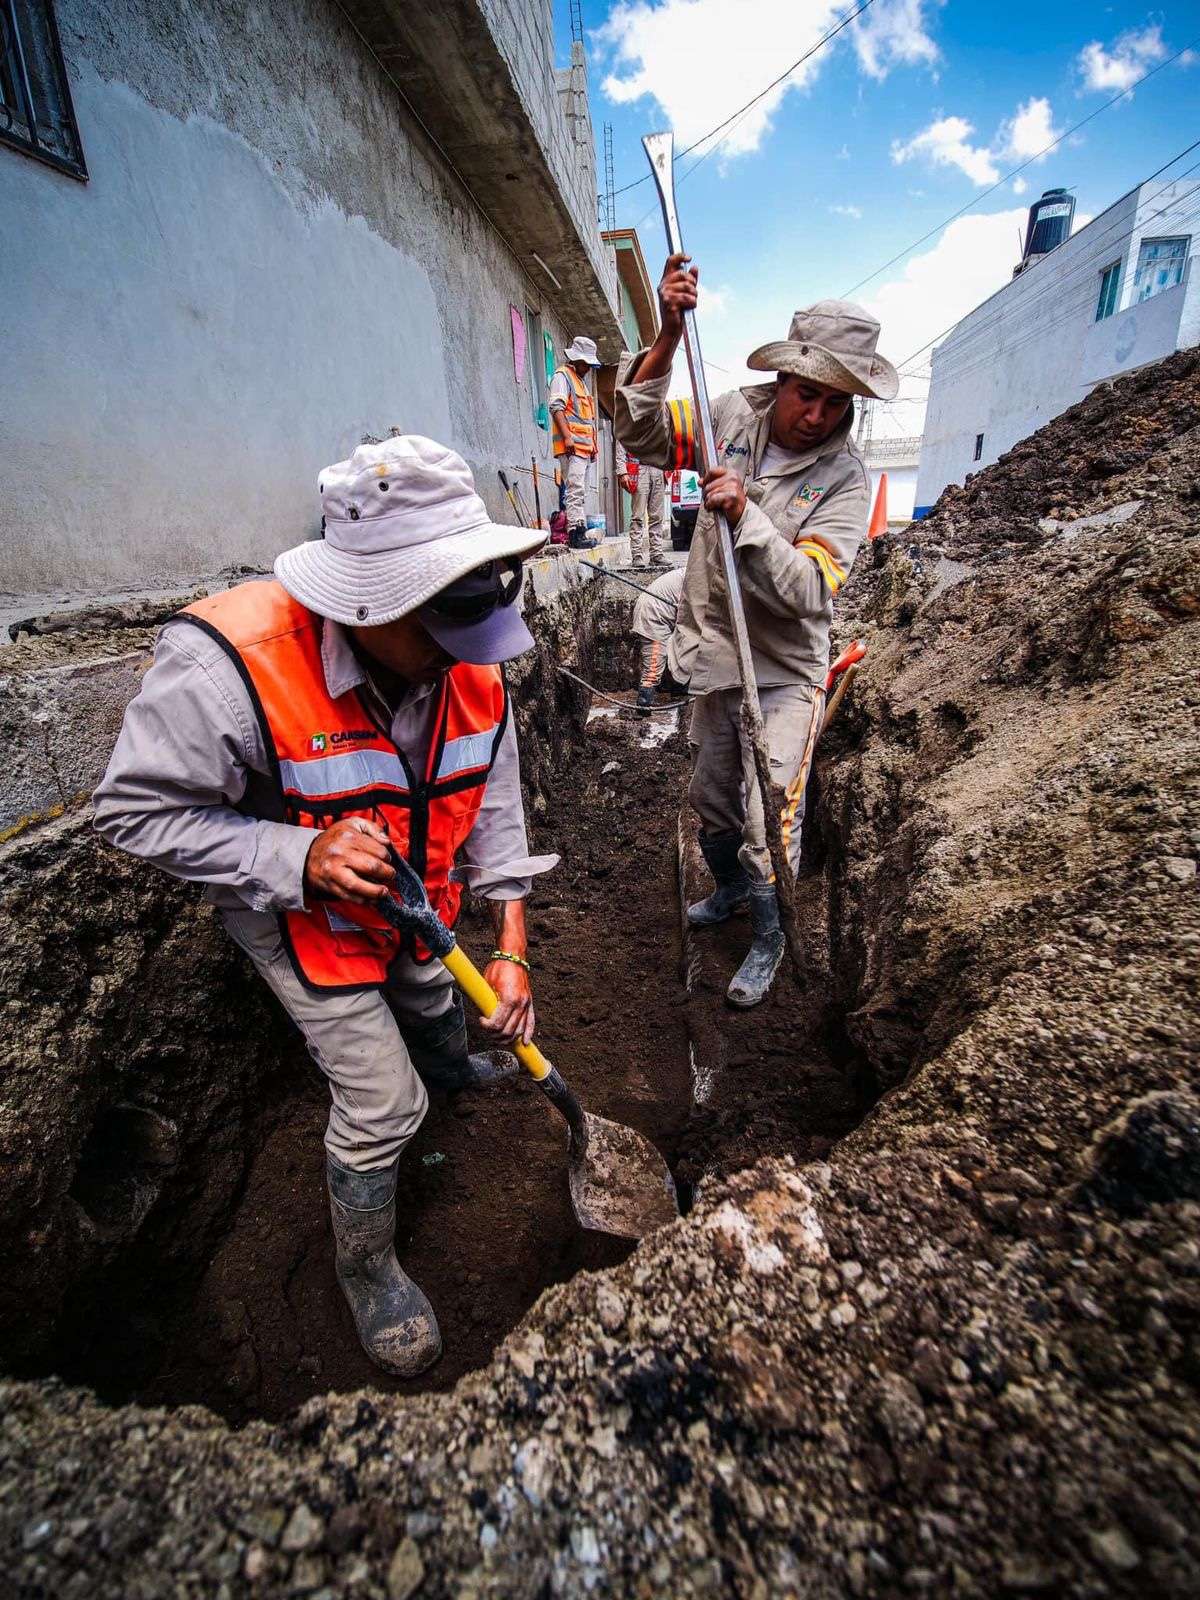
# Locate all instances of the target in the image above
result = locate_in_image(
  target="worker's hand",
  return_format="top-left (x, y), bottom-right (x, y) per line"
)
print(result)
top-left (701, 466), bottom-right (747, 527)
top-left (658, 252), bottom-right (699, 340)
top-left (304, 817), bottom-right (396, 905)
top-left (618, 473), bottom-right (634, 494)
top-left (480, 960), bottom-right (536, 1047)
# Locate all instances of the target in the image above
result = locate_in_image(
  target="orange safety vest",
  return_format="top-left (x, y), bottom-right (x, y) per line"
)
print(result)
top-left (552, 365), bottom-right (597, 458)
top-left (178, 581), bottom-right (508, 993)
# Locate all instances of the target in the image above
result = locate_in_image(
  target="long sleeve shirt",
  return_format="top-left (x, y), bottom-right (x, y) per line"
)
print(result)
top-left (615, 360), bottom-right (869, 693)
top-left (93, 616), bottom-right (556, 913)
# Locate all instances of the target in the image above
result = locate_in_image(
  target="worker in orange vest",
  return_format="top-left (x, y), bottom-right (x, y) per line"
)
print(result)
top-left (549, 334), bottom-right (601, 550)
top-left (94, 437), bottom-right (554, 1379)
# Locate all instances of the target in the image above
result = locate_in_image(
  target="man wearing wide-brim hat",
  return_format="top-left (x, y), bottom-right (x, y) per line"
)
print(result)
top-left (616, 253), bottom-right (898, 1008)
top-left (95, 435), bottom-right (554, 1379)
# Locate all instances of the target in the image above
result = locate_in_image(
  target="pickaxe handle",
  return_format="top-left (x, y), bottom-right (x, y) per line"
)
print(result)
top-left (642, 131), bottom-right (805, 981)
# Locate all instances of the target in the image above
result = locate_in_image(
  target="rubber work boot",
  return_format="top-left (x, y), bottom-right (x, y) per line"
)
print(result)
top-left (568, 524), bottom-right (599, 550)
top-left (635, 684), bottom-right (656, 718)
top-left (687, 828), bottom-right (751, 928)
top-left (327, 1157), bottom-right (442, 1377)
top-left (401, 993), bottom-right (518, 1092)
top-left (727, 883), bottom-right (786, 1008)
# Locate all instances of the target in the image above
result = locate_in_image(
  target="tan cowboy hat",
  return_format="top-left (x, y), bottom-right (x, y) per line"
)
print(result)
top-left (747, 300), bottom-right (899, 401)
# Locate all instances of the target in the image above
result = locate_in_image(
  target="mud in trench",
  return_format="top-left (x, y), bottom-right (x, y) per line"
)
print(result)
top-left (32, 615), bottom-right (870, 1426)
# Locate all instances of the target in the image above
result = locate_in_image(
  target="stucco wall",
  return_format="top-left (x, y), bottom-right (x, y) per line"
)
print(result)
top-left (916, 181), bottom-right (1199, 512)
top-left (0, 0), bottom-right (578, 591)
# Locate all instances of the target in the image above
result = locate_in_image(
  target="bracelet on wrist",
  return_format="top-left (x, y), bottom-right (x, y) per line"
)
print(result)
top-left (489, 949), bottom-right (530, 972)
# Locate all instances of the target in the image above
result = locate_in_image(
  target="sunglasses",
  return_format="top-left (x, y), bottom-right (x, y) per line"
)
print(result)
top-left (423, 558), bottom-right (523, 623)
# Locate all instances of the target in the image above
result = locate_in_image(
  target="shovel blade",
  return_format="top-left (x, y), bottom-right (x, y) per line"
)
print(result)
top-left (569, 1112), bottom-right (680, 1240)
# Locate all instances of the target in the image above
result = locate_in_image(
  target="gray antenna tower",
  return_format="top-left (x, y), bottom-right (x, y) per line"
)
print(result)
top-left (603, 122), bottom-right (615, 231)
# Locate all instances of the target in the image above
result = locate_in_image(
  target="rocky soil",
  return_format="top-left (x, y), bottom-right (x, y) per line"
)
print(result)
top-left (2, 350), bottom-right (1199, 1595)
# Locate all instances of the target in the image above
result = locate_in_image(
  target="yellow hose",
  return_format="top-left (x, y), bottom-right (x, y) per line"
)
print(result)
top-left (440, 944), bottom-right (552, 1081)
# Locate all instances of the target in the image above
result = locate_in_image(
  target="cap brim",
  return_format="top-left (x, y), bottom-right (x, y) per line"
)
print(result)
top-left (745, 340), bottom-right (900, 401)
top-left (274, 521), bottom-right (547, 627)
top-left (418, 596), bottom-right (535, 665)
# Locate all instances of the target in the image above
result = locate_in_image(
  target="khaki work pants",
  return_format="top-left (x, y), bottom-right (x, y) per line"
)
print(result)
top-left (563, 452), bottom-right (592, 528)
top-left (221, 906), bottom-right (453, 1172)
top-left (687, 684), bottom-right (825, 882)
top-left (629, 467), bottom-right (666, 565)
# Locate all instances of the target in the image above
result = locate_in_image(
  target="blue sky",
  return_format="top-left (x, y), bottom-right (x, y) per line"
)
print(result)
top-left (552, 0), bottom-right (1199, 431)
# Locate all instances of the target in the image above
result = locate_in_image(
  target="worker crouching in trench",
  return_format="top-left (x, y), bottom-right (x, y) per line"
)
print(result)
top-left (616, 255), bottom-right (898, 1007)
top-left (93, 437), bottom-right (555, 1379)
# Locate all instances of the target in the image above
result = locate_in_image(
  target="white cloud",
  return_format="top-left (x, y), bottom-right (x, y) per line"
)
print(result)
top-left (892, 91), bottom-right (1063, 188)
top-left (852, 0), bottom-right (942, 80)
top-left (1078, 25), bottom-right (1168, 93)
top-left (699, 281), bottom-right (732, 317)
top-left (861, 208), bottom-right (1029, 428)
top-left (891, 115), bottom-right (1000, 185)
top-left (1012, 177), bottom-right (1028, 195)
top-left (829, 203), bottom-right (864, 218)
top-left (837, 143), bottom-right (851, 160)
top-left (596, 0), bottom-right (938, 162)
top-left (1001, 96), bottom-right (1061, 160)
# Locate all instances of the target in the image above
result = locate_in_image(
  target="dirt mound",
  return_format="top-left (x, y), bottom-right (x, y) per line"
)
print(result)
top-left (2, 356), bottom-right (1199, 1597)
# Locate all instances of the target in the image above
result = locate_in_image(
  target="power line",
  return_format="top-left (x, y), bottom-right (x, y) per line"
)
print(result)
top-left (841, 35), bottom-right (1198, 300)
top-left (611, 0), bottom-right (876, 201)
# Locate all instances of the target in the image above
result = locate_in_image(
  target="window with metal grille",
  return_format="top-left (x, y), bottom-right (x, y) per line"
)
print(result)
top-left (0, 0), bottom-right (86, 179)
top-left (974, 433), bottom-right (984, 462)
top-left (1095, 261), bottom-right (1121, 322)
top-left (1133, 237), bottom-right (1189, 303)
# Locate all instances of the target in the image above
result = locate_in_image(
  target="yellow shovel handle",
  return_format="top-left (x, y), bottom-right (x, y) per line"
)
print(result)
top-left (441, 943), bottom-right (552, 1082)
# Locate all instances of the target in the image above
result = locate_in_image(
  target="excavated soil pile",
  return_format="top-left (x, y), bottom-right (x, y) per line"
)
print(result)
top-left (3, 351), bottom-right (1199, 1597)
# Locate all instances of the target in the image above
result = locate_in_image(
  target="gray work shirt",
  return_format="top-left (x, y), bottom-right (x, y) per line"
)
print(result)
top-left (93, 615), bottom-right (555, 913)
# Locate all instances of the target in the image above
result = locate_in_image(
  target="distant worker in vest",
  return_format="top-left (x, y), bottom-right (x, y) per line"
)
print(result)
top-left (631, 564), bottom-right (685, 715)
top-left (617, 257), bottom-right (896, 1008)
top-left (549, 333), bottom-right (601, 550)
top-left (616, 438), bottom-right (667, 570)
top-left (94, 436), bottom-right (554, 1380)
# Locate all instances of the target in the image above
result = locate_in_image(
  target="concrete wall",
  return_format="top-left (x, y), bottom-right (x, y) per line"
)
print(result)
top-left (868, 463), bottom-right (917, 522)
top-left (916, 181), bottom-right (1199, 513)
top-left (0, 0), bottom-right (591, 592)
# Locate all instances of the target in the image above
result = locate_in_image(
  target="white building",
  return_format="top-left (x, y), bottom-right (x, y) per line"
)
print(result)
top-left (863, 435), bottom-right (921, 522)
top-left (914, 177), bottom-right (1199, 516)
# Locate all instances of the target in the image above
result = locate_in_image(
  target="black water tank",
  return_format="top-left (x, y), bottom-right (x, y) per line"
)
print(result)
top-left (1022, 188), bottom-right (1075, 263)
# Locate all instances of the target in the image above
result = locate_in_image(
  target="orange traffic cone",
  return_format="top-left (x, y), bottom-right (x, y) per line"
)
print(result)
top-left (868, 472), bottom-right (888, 539)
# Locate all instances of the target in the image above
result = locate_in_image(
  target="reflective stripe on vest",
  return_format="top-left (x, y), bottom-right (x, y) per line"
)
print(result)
top-left (177, 580), bottom-right (507, 993)
top-left (552, 366), bottom-right (597, 457)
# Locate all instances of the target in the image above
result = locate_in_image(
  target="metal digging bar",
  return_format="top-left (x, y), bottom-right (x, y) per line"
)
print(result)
top-left (642, 131), bottom-right (805, 982)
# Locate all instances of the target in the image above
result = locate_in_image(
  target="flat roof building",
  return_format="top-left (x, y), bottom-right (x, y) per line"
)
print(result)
top-left (915, 177), bottom-right (1199, 517)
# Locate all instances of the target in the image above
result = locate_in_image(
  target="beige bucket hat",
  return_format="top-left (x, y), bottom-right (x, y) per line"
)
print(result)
top-left (564, 335), bottom-right (601, 366)
top-left (275, 435), bottom-right (546, 628)
top-left (747, 300), bottom-right (899, 401)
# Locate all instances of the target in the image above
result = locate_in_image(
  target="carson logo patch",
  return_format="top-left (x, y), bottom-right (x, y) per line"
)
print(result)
top-left (310, 733), bottom-right (328, 752)
top-left (793, 483), bottom-right (827, 507)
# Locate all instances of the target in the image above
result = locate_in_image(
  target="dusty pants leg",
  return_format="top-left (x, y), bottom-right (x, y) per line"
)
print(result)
top-left (220, 908), bottom-right (428, 1172)
top-left (564, 453), bottom-right (589, 527)
top-left (733, 684), bottom-right (825, 883)
top-left (384, 955), bottom-right (455, 1025)
top-left (629, 477), bottom-right (649, 565)
top-left (687, 689), bottom-right (747, 840)
top-left (637, 637), bottom-right (666, 691)
top-left (646, 468), bottom-right (667, 562)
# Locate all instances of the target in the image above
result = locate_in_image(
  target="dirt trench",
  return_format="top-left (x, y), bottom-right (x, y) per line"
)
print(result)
top-left (5, 578), bottom-right (871, 1426)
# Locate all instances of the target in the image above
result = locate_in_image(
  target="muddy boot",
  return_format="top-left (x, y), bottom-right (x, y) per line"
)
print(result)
top-left (635, 684), bottom-right (656, 718)
top-left (727, 884), bottom-right (786, 1008)
top-left (402, 993), bottom-right (518, 1092)
top-left (687, 828), bottom-right (751, 928)
top-left (327, 1158), bottom-right (442, 1377)
top-left (568, 524), bottom-right (598, 550)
